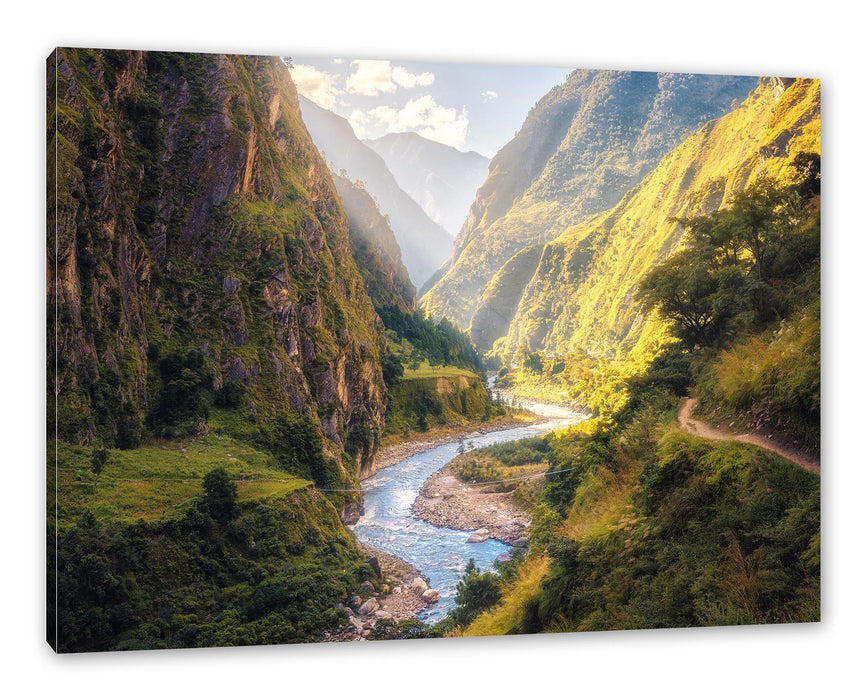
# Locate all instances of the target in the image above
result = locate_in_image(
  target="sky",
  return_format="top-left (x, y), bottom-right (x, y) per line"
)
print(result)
top-left (290, 57), bottom-right (573, 157)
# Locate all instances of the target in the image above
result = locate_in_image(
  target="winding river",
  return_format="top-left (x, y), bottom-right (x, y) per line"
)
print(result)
top-left (350, 394), bottom-right (583, 622)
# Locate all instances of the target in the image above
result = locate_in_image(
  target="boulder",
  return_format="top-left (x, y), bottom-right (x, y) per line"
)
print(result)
top-left (467, 528), bottom-right (490, 543)
top-left (411, 577), bottom-right (429, 593)
top-left (494, 551), bottom-right (514, 563)
top-left (360, 580), bottom-right (375, 594)
top-left (358, 597), bottom-right (380, 616)
top-left (374, 610), bottom-right (393, 619)
top-left (349, 595), bottom-right (362, 609)
top-left (421, 589), bottom-right (440, 603)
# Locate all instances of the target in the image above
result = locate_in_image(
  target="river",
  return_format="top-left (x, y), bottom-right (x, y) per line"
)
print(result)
top-left (350, 393), bottom-right (584, 623)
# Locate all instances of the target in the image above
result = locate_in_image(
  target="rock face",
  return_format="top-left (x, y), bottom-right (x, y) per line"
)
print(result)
top-left (421, 70), bottom-right (759, 335)
top-left (47, 49), bottom-right (387, 503)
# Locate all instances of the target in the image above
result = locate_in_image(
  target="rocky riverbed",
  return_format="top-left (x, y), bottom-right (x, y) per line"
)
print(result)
top-left (411, 462), bottom-right (531, 546)
top-left (317, 543), bottom-right (440, 642)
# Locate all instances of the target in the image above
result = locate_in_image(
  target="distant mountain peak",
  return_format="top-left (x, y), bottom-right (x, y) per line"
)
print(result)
top-left (298, 96), bottom-right (453, 288)
top-left (364, 131), bottom-right (490, 238)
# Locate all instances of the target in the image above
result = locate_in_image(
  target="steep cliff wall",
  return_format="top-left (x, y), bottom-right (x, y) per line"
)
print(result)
top-left (332, 173), bottom-right (416, 314)
top-left (498, 78), bottom-right (821, 362)
top-left (47, 49), bottom-right (388, 500)
top-left (421, 70), bottom-right (758, 336)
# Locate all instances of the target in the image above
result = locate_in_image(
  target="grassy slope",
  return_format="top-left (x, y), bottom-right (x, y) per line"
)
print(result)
top-left (694, 298), bottom-right (820, 453)
top-left (383, 363), bottom-right (505, 438)
top-left (457, 403), bottom-right (819, 637)
top-left (49, 435), bottom-right (310, 529)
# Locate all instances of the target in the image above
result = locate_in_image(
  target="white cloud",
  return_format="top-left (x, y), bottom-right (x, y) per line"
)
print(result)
top-left (393, 65), bottom-right (435, 89)
top-left (481, 90), bottom-right (498, 102)
top-left (346, 60), bottom-right (436, 96)
top-left (290, 64), bottom-right (341, 110)
top-left (363, 95), bottom-right (469, 149)
top-left (346, 60), bottom-right (397, 96)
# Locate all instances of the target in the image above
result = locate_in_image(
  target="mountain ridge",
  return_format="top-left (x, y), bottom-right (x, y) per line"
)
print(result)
top-left (496, 77), bottom-right (821, 362)
top-left (364, 131), bottom-right (490, 237)
top-left (421, 70), bottom-right (759, 339)
top-left (297, 96), bottom-right (453, 288)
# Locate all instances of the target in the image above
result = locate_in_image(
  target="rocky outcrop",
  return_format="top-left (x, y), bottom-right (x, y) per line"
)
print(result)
top-left (47, 49), bottom-right (388, 500)
top-left (467, 528), bottom-right (491, 543)
top-left (319, 544), bottom-right (439, 642)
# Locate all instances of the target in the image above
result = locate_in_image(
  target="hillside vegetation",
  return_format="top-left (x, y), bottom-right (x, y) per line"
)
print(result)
top-left (48, 48), bottom-right (820, 651)
top-left (431, 144), bottom-right (821, 638)
top-left (49, 441), bottom-right (377, 651)
top-left (392, 84), bottom-right (821, 638)
top-left (47, 48), bottom-right (489, 653)
top-left (496, 78), bottom-right (820, 364)
top-left (422, 70), bottom-right (757, 340)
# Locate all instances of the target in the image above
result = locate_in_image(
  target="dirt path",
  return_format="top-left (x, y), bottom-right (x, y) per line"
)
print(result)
top-left (677, 398), bottom-right (820, 475)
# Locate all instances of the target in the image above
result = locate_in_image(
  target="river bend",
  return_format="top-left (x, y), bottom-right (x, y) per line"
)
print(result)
top-left (350, 398), bottom-right (582, 622)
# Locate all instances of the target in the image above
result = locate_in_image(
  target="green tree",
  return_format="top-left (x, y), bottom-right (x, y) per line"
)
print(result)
top-left (447, 559), bottom-right (502, 627)
top-left (202, 467), bottom-right (237, 521)
top-left (91, 446), bottom-right (109, 494)
top-left (637, 250), bottom-right (723, 348)
top-left (639, 177), bottom-right (814, 348)
top-left (148, 350), bottom-right (214, 436)
top-left (380, 351), bottom-right (404, 390)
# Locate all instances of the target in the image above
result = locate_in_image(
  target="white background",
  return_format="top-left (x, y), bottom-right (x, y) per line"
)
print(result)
top-left (3, 2), bottom-right (862, 698)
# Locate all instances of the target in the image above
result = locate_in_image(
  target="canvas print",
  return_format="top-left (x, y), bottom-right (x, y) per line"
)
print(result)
top-left (47, 48), bottom-right (820, 653)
